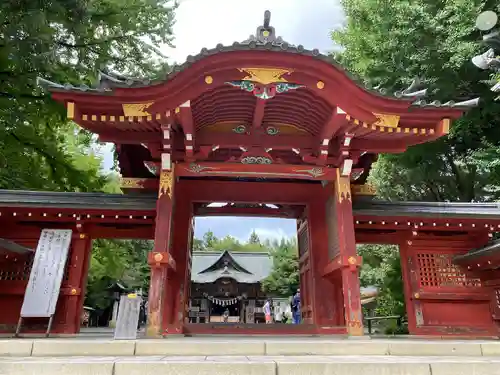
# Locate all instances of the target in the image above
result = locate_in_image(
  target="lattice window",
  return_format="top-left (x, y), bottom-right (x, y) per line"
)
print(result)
top-left (416, 253), bottom-right (481, 288)
top-left (0, 258), bottom-right (33, 281)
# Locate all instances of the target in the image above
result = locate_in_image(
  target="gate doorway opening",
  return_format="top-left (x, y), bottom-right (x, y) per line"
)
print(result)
top-left (184, 204), bottom-right (310, 334)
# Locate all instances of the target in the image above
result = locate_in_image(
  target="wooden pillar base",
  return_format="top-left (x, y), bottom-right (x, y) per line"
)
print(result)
top-left (146, 251), bottom-right (177, 337)
top-left (146, 265), bottom-right (167, 338)
top-left (342, 267), bottom-right (363, 336)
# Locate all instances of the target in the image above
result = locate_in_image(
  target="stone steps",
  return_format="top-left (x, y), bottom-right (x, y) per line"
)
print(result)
top-left (1, 355), bottom-right (500, 375)
top-left (1, 338), bottom-right (500, 357)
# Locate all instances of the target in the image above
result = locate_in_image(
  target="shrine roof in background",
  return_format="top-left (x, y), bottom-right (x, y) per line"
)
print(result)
top-left (191, 250), bottom-right (273, 284)
top-left (38, 11), bottom-right (478, 181)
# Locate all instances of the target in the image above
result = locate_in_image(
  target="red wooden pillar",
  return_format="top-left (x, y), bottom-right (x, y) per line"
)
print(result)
top-left (308, 198), bottom-right (339, 331)
top-left (146, 166), bottom-right (176, 337)
top-left (164, 191), bottom-right (192, 334)
top-left (322, 170), bottom-right (363, 335)
top-left (62, 232), bottom-right (93, 334)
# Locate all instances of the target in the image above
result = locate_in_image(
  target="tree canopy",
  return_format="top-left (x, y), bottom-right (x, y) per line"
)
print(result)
top-left (1, 0), bottom-right (176, 311)
top-left (195, 230), bottom-right (270, 253)
top-left (0, 0), bottom-right (176, 191)
top-left (332, 0), bottom-right (500, 202)
top-left (331, 0), bottom-right (500, 320)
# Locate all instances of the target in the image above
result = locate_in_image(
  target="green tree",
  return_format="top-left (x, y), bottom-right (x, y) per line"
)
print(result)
top-left (261, 238), bottom-right (299, 297)
top-left (357, 244), bottom-right (405, 317)
top-left (212, 235), bottom-right (244, 251)
top-left (332, 0), bottom-right (500, 202)
top-left (0, 0), bottom-right (176, 191)
top-left (202, 230), bottom-right (218, 249)
top-left (248, 231), bottom-right (261, 244)
top-left (192, 238), bottom-right (205, 251)
top-left (85, 239), bottom-right (152, 309)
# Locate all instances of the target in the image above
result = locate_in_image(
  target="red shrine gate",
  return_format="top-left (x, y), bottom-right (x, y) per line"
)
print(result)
top-left (0, 190), bottom-right (500, 337)
top-left (0, 11), bottom-right (499, 337)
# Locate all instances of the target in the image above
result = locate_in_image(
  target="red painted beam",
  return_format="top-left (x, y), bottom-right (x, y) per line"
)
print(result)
top-left (196, 132), bottom-right (316, 150)
top-left (176, 162), bottom-right (337, 181)
top-left (148, 251), bottom-right (176, 272)
top-left (177, 179), bottom-right (323, 204)
top-left (100, 131), bottom-right (411, 156)
top-left (177, 101), bottom-right (195, 160)
top-left (322, 254), bottom-right (362, 277)
top-left (99, 132), bottom-right (160, 144)
top-left (319, 108), bottom-right (347, 141)
top-left (194, 206), bottom-right (302, 218)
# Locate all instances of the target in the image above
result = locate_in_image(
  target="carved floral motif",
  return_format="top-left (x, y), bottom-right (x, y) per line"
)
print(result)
top-left (233, 125), bottom-right (247, 134)
top-left (238, 67), bottom-right (292, 85)
top-left (158, 170), bottom-right (173, 198)
top-left (293, 167), bottom-right (325, 178)
top-left (266, 126), bottom-right (279, 135)
top-left (241, 156), bottom-right (273, 164)
top-left (225, 80), bottom-right (304, 100)
top-left (373, 113), bottom-right (400, 128)
top-left (120, 178), bottom-right (147, 188)
top-left (122, 102), bottom-right (154, 117)
top-left (335, 170), bottom-right (351, 202)
top-left (187, 163), bottom-right (216, 173)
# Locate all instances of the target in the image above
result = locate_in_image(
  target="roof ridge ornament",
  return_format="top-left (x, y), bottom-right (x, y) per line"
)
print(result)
top-left (243, 10), bottom-right (291, 47)
top-left (394, 78), bottom-right (428, 98)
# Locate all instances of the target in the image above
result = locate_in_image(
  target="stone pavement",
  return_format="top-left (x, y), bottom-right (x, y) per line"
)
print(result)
top-left (1, 338), bottom-right (500, 356)
top-left (0, 338), bottom-right (499, 374)
top-left (1, 355), bottom-right (500, 375)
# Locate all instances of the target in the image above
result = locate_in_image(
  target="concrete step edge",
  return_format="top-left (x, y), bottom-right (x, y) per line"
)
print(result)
top-left (2, 356), bottom-right (500, 375)
top-left (2, 340), bottom-right (500, 357)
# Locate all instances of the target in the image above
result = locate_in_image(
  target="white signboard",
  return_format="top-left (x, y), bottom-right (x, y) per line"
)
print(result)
top-left (20, 229), bottom-right (73, 318)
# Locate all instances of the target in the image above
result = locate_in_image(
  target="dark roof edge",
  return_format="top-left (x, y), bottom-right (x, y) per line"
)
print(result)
top-left (192, 251), bottom-right (271, 256)
top-left (0, 190), bottom-right (157, 211)
top-left (37, 11), bottom-right (478, 109)
top-left (0, 190), bottom-right (499, 219)
top-left (453, 240), bottom-right (500, 263)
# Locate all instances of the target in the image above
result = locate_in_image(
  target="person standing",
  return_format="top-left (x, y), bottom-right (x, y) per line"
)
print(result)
top-left (291, 289), bottom-right (301, 324)
top-left (263, 298), bottom-right (273, 324)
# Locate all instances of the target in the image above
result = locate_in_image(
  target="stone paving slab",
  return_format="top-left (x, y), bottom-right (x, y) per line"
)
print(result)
top-left (135, 339), bottom-right (266, 356)
top-left (31, 339), bottom-right (136, 356)
top-left (0, 338), bottom-right (499, 357)
top-left (1, 356), bottom-right (500, 375)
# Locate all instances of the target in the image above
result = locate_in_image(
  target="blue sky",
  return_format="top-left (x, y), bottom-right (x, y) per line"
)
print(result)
top-left (98, 0), bottom-right (345, 242)
top-left (194, 217), bottom-right (297, 242)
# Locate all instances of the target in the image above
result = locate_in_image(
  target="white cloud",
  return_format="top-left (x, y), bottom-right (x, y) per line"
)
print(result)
top-left (251, 227), bottom-right (294, 242)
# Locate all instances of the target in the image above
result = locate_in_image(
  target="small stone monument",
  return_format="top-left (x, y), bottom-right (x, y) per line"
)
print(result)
top-left (114, 293), bottom-right (142, 340)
